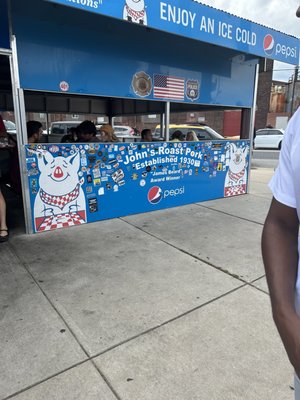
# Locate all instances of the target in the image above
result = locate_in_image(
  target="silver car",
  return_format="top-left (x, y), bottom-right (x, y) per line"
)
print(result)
top-left (113, 125), bottom-right (135, 137)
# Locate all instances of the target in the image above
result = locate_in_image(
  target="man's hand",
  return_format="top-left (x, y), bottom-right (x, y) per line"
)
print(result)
top-left (275, 312), bottom-right (300, 377)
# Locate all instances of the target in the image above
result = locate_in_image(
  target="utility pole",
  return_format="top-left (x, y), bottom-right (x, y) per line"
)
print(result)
top-left (290, 65), bottom-right (299, 118)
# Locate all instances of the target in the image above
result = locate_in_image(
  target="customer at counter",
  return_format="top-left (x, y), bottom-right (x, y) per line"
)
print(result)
top-left (100, 124), bottom-right (119, 143)
top-left (0, 116), bottom-right (16, 184)
top-left (0, 116), bottom-right (9, 242)
top-left (61, 127), bottom-right (78, 143)
top-left (27, 120), bottom-right (43, 143)
top-left (76, 120), bottom-right (100, 143)
top-left (140, 129), bottom-right (153, 142)
top-left (170, 130), bottom-right (183, 142)
top-left (186, 130), bottom-right (199, 141)
top-left (0, 188), bottom-right (8, 242)
top-left (10, 120), bottom-right (43, 195)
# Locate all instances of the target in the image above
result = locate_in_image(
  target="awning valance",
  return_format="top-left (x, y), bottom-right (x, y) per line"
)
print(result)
top-left (44, 0), bottom-right (299, 65)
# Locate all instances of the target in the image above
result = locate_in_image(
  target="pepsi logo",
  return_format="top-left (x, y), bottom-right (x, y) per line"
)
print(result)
top-left (263, 34), bottom-right (275, 55)
top-left (148, 186), bottom-right (162, 204)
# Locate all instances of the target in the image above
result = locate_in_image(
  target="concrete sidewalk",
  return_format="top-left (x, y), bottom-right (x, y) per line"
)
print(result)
top-left (0, 167), bottom-right (294, 400)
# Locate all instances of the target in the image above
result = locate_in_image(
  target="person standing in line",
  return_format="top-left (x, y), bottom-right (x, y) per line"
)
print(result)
top-left (100, 124), bottom-right (119, 142)
top-left (262, 106), bottom-right (300, 398)
top-left (61, 127), bottom-right (78, 143)
top-left (170, 130), bottom-right (183, 142)
top-left (140, 128), bottom-right (153, 142)
top-left (0, 116), bottom-right (10, 242)
top-left (186, 130), bottom-right (199, 141)
top-left (76, 120), bottom-right (100, 143)
top-left (262, 9), bottom-right (300, 398)
top-left (0, 187), bottom-right (8, 242)
top-left (10, 120), bottom-right (43, 195)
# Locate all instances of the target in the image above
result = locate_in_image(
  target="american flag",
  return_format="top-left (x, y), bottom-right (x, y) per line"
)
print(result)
top-left (153, 74), bottom-right (185, 100)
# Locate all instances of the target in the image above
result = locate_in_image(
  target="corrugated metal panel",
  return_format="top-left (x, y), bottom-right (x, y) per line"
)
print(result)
top-left (193, 0), bottom-right (299, 39)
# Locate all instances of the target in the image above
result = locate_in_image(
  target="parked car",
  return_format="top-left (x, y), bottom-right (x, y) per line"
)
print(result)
top-left (43, 121), bottom-right (81, 143)
top-left (153, 124), bottom-right (224, 141)
top-left (113, 125), bottom-right (135, 137)
top-left (254, 128), bottom-right (284, 150)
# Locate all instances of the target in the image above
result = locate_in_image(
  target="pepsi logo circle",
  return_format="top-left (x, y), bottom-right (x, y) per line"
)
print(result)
top-left (148, 186), bottom-right (162, 204)
top-left (263, 34), bottom-right (275, 55)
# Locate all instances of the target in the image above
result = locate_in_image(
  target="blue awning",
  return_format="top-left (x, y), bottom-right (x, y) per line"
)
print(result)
top-left (12, 0), bottom-right (258, 107)
top-left (44, 0), bottom-right (299, 65)
top-left (0, 0), bottom-right (10, 50)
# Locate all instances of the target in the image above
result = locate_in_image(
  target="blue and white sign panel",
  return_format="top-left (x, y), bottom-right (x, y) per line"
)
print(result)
top-left (12, 0), bottom-right (257, 107)
top-left (44, 0), bottom-right (299, 65)
top-left (25, 140), bottom-right (250, 233)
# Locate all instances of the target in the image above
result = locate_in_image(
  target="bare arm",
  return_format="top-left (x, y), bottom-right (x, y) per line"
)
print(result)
top-left (262, 197), bottom-right (300, 373)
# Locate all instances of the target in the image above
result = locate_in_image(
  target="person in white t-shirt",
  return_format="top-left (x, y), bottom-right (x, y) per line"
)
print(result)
top-left (262, 106), bottom-right (300, 398)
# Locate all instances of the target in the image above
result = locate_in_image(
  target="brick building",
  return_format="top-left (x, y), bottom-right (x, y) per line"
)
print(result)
top-left (255, 58), bottom-right (274, 130)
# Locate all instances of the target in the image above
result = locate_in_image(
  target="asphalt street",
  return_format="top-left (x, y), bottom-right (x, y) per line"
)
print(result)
top-left (251, 149), bottom-right (279, 169)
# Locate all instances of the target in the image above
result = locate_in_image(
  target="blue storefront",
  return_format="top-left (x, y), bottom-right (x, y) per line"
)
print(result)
top-left (3, 0), bottom-right (299, 233)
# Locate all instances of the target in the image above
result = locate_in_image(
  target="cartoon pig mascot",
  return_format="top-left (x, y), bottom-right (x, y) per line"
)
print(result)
top-left (34, 150), bottom-right (86, 232)
top-left (123, 0), bottom-right (147, 25)
top-left (224, 143), bottom-right (249, 197)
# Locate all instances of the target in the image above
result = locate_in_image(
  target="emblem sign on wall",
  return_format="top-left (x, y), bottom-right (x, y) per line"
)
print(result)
top-left (131, 71), bottom-right (200, 102)
top-left (25, 140), bottom-right (250, 233)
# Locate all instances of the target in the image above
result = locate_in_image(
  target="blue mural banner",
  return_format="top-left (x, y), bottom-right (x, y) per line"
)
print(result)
top-left (25, 140), bottom-right (250, 233)
top-left (0, 0), bottom-right (10, 50)
top-left (44, 0), bottom-right (299, 65)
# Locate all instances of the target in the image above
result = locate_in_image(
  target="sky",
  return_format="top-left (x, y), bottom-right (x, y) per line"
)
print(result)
top-left (196, 0), bottom-right (300, 81)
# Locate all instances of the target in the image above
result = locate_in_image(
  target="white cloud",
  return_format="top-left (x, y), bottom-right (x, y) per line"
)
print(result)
top-left (272, 61), bottom-right (296, 82)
